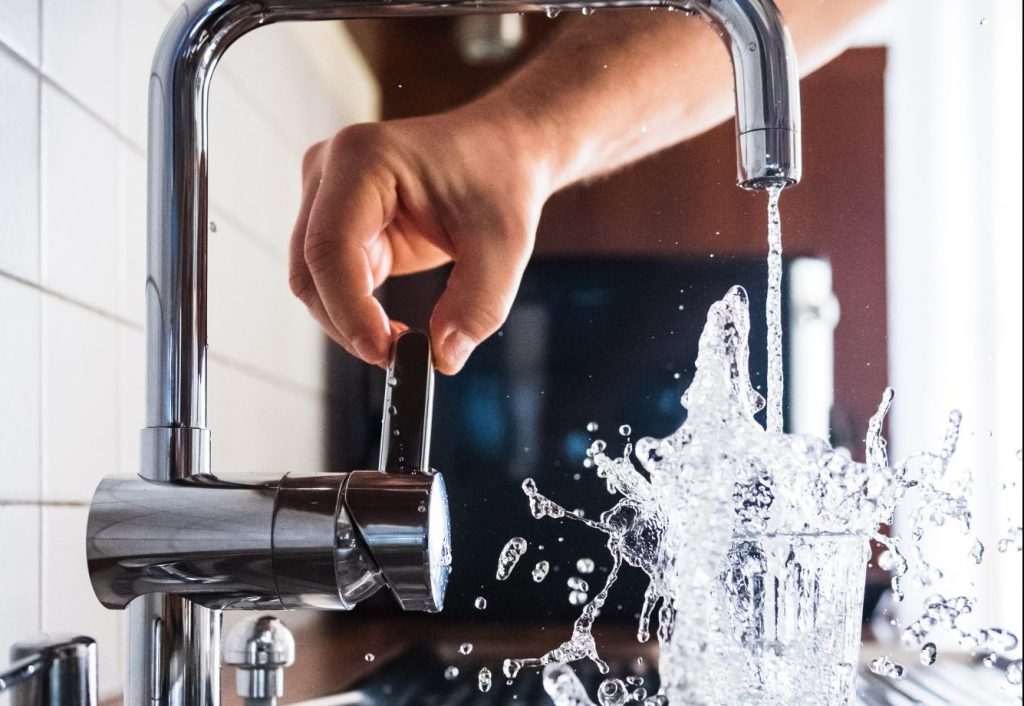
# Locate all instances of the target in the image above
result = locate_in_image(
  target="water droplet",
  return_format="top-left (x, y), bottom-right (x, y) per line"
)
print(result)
top-left (747, 41), bottom-right (757, 51)
top-left (969, 539), bottom-right (985, 564)
top-left (869, 655), bottom-right (906, 680)
top-left (532, 560), bottom-right (550, 582)
top-left (388, 405), bottom-right (397, 416)
top-left (979, 16), bottom-right (987, 26)
top-left (580, 7), bottom-right (594, 15)
top-left (544, 5), bottom-right (561, 18)
top-left (474, 596), bottom-right (487, 610)
top-left (209, 221), bottom-right (218, 233)
top-left (618, 424), bottom-right (631, 437)
top-left (576, 558), bottom-right (595, 574)
top-left (496, 537), bottom-right (528, 580)
top-left (459, 642), bottom-right (473, 655)
top-left (587, 421), bottom-right (599, 433)
top-left (598, 678), bottom-right (628, 705)
top-left (920, 642), bottom-right (937, 665)
top-left (444, 666), bottom-right (460, 680)
top-left (567, 576), bottom-right (589, 592)
top-left (569, 590), bottom-right (588, 606)
top-left (1007, 659), bottom-right (1022, 685)
top-left (364, 653), bottom-right (375, 662)
top-left (478, 667), bottom-right (493, 692)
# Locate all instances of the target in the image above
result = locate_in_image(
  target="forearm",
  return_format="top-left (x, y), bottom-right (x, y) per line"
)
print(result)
top-left (463, 0), bottom-right (882, 192)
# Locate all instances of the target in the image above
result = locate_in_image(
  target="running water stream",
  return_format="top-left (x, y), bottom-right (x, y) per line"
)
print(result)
top-left (487, 188), bottom-right (1021, 705)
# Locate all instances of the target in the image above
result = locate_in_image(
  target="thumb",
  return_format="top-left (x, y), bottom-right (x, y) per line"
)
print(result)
top-left (429, 232), bottom-right (531, 375)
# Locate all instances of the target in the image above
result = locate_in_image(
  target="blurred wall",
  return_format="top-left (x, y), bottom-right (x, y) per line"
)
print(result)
top-left (0, 2), bottom-right (377, 699)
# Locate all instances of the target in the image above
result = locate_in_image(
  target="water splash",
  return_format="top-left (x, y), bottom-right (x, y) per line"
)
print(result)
top-left (504, 285), bottom-right (1018, 704)
top-left (497, 537), bottom-right (528, 580)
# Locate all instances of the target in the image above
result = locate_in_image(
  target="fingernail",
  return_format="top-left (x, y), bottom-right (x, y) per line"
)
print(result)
top-left (351, 335), bottom-right (383, 364)
top-left (441, 329), bottom-right (476, 373)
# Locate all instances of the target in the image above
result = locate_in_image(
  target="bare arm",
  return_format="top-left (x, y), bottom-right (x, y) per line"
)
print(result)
top-left (289, 0), bottom-right (881, 374)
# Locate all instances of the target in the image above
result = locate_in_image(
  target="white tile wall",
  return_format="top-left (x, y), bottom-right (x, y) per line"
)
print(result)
top-left (0, 505), bottom-right (41, 656)
top-left (0, 276), bottom-right (41, 501)
top-left (40, 83), bottom-right (120, 314)
top-left (0, 45), bottom-right (40, 282)
top-left (41, 0), bottom-right (118, 124)
top-left (0, 0), bottom-right (40, 66)
top-left (1, 3), bottom-right (379, 698)
top-left (41, 293), bottom-right (118, 502)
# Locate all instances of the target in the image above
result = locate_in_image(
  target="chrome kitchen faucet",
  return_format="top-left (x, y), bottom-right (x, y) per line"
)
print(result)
top-left (84, 1), bottom-right (801, 703)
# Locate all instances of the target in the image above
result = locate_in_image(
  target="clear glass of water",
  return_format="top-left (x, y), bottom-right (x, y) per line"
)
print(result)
top-left (696, 533), bottom-right (868, 706)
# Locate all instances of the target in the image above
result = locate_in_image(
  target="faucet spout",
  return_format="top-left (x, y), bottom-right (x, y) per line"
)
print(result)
top-left (692, 0), bottom-right (802, 188)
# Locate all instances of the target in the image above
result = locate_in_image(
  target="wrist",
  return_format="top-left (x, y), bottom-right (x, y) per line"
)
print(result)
top-left (450, 89), bottom-right (580, 197)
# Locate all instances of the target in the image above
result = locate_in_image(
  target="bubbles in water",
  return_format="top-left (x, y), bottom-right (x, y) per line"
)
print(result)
top-left (869, 655), bottom-right (906, 680)
top-left (597, 678), bottom-right (628, 705)
top-left (497, 537), bottom-right (528, 580)
top-left (459, 643), bottom-right (473, 655)
top-left (576, 558), bottom-right (595, 574)
top-left (478, 667), bottom-right (493, 692)
top-left (444, 666), bottom-right (460, 680)
top-left (474, 596), bottom-right (487, 610)
top-left (626, 676), bottom-right (644, 686)
top-left (364, 653), bottom-right (375, 662)
top-left (533, 561), bottom-right (550, 582)
top-left (920, 642), bottom-right (937, 665)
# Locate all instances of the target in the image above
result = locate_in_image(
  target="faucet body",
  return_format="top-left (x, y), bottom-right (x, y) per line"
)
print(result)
top-left (92, 1), bottom-right (801, 704)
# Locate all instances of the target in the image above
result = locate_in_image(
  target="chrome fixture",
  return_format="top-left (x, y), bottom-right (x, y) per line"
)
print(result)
top-left (0, 635), bottom-right (97, 706)
top-left (88, 331), bottom-right (450, 702)
top-left (222, 617), bottom-right (295, 706)
top-left (87, 0), bottom-right (800, 703)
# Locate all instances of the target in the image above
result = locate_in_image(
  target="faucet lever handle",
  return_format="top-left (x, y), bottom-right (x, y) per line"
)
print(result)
top-left (379, 330), bottom-right (434, 474)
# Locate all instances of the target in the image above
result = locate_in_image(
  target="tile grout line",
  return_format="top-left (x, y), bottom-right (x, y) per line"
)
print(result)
top-left (36, 0), bottom-right (45, 637)
top-left (3, 266), bottom-right (330, 398)
top-left (0, 268), bottom-right (143, 331)
top-left (0, 499), bottom-right (90, 508)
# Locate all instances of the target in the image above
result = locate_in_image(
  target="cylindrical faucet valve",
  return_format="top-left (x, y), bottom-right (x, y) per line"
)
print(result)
top-left (86, 331), bottom-right (451, 614)
top-left (223, 616), bottom-right (295, 706)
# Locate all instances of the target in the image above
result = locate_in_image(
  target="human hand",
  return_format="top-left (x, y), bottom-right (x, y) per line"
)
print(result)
top-left (289, 105), bottom-right (554, 374)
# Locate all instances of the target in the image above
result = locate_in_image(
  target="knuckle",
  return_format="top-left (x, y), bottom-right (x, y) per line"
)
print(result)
top-left (288, 267), bottom-right (316, 303)
top-left (329, 122), bottom-right (387, 160)
top-left (303, 232), bottom-right (339, 275)
top-left (301, 141), bottom-right (325, 173)
top-left (460, 298), bottom-right (509, 340)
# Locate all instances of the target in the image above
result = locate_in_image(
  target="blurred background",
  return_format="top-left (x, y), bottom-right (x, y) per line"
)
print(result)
top-left (0, 0), bottom-right (1020, 703)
